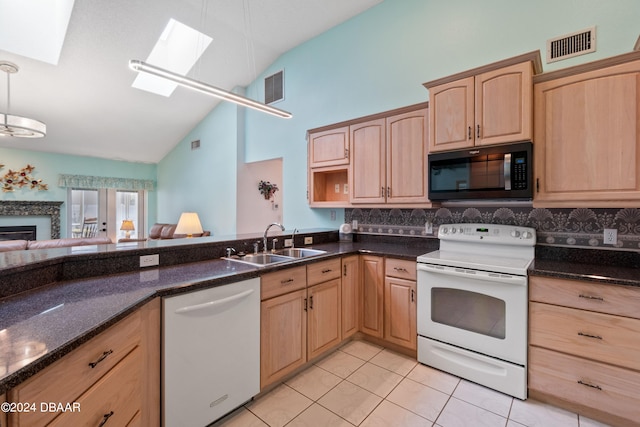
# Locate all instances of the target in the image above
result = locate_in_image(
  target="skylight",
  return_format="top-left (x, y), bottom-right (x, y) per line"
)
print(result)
top-left (132, 18), bottom-right (213, 97)
top-left (0, 0), bottom-right (75, 65)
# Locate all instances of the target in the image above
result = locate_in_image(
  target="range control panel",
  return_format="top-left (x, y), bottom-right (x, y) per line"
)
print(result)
top-left (438, 223), bottom-right (536, 244)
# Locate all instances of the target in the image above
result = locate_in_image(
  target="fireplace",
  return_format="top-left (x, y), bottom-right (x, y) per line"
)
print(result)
top-left (0, 225), bottom-right (36, 241)
top-left (0, 201), bottom-right (63, 239)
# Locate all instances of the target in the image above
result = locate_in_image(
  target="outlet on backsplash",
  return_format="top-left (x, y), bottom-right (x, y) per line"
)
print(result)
top-left (603, 228), bottom-right (617, 245)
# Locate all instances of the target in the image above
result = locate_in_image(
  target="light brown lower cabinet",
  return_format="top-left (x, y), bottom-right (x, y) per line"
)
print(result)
top-left (529, 276), bottom-right (640, 427)
top-left (1, 393), bottom-right (6, 427)
top-left (260, 260), bottom-right (342, 389)
top-left (307, 278), bottom-right (342, 360)
top-left (360, 255), bottom-right (385, 338)
top-left (341, 255), bottom-right (360, 339)
top-left (260, 288), bottom-right (308, 388)
top-left (384, 258), bottom-right (417, 351)
top-left (7, 299), bottom-right (160, 427)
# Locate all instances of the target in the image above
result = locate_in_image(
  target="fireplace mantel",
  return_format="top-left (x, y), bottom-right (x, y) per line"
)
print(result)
top-left (0, 201), bottom-right (64, 239)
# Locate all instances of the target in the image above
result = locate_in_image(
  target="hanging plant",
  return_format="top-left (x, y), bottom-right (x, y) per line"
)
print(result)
top-left (0, 163), bottom-right (48, 192)
top-left (258, 180), bottom-right (279, 200)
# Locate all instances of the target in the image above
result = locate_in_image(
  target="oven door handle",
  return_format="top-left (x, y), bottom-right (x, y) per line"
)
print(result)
top-left (417, 263), bottom-right (526, 286)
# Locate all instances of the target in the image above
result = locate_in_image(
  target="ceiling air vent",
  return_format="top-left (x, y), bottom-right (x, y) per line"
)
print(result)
top-left (547, 26), bottom-right (596, 63)
top-left (264, 70), bottom-right (284, 104)
top-left (191, 139), bottom-right (200, 150)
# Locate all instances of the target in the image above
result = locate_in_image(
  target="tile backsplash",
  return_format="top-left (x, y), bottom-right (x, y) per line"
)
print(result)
top-left (345, 207), bottom-right (640, 251)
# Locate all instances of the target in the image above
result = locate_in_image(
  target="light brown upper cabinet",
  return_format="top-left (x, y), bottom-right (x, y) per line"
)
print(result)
top-left (350, 107), bottom-right (429, 205)
top-left (307, 102), bottom-right (429, 207)
top-left (424, 51), bottom-right (541, 152)
top-left (308, 126), bottom-right (350, 168)
top-left (533, 51), bottom-right (640, 207)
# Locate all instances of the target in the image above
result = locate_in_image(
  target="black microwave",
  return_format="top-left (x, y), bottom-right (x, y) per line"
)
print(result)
top-left (428, 141), bottom-right (532, 201)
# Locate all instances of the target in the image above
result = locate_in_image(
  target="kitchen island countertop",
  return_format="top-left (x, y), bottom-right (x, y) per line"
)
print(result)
top-left (0, 240), bottom-right (435, 394)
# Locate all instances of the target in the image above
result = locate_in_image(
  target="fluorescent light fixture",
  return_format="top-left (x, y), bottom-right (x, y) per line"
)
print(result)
top-left (132, 18), bottom-right (213, 97)
top-left (0, 0), bottom-right (75, 65)
top-left (129, 60), bottom-right (293, 119)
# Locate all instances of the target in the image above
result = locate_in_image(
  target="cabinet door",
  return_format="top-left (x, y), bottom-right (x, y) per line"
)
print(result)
top-left (350, 119), bottom-right (386, 203)
top-left (475, 61), bottom-right (533, 146)
top-left (360, 255), bottom-right (384, 338)
top-left (0, 394), bottom-right (6, 427)
top-left (341, 255), bottom-right (360, 339)
top-left (534, 60), bottom-right (640, 205)
top-left (386, 108), bottom-right (429, 204)
top-left (384, 276), bottom-right (417, 350)
top-left (260, 289), bottom-right (307, 388)
top-left (308, 279), bottom-right (342, 360)
top-left (309, 127), bottom-right (349, 168)
top-left (429, 76), bottom-right (474, 152)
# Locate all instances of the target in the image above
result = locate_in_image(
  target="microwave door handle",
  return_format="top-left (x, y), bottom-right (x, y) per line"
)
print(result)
top-left (504, 153), bottom-right (512, 190)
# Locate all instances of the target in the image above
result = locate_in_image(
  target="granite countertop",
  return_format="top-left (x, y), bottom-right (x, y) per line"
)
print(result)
top-left (0, 240), bottom-right (437, 394)
top-left (529, 246), bottom-right (640, 288)
top-left (1, 236), bottom-right (638, 394)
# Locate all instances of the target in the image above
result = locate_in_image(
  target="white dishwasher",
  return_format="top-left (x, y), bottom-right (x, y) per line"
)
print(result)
top-left (163, 277), bottom-right (260, 427)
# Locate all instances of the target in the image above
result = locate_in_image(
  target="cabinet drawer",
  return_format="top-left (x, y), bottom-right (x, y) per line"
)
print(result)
top-left (261, 266), bottom-right (307, 300)
top-left (530, 276), bottom-right (640, 319)
top-left (9, 311), bottom-right (142, 426)
top-left (307, 258), bottom-right (341, 286)
top-left (385, 258), bottom-right (416, 281)
top-left (530, 302), bottom-right (640, 370)
top-left (48, 347), bottom-right (142, 427)
top-left (529, 346), bottom-right (640, 425)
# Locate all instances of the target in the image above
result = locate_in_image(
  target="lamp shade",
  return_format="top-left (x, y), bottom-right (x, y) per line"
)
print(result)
top-left (120, 220), bottom-right (135, 231)
top-left (175, 212), bottom-right (203, 237)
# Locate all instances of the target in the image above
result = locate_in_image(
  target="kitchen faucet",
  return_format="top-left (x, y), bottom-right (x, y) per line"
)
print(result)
top-left (263, 223), bottom-right (285, 253)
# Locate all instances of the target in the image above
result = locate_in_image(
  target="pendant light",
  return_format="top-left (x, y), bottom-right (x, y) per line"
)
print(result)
top-left (0, 61), bottom-right (47, 138)
top-left (129, 60), bottom-right (292, 119)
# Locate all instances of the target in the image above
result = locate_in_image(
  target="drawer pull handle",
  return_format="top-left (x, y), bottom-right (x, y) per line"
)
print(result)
top-left (394, 267), bottom-right (408, 272)
top-left (578, 332), bottom-right (603, 340)
top-left (98, 411), bottom-right (114, 427)
top-left (281, 278), bottom-right (294, 284)
top-left (309, 295), bottom-right (314, 309)
top-left (89, 349), bottom-right (114, 368)
top-left (579, 294), bottom-right (604, 302)
top-left (322, 269), bottom-right (332, 274)
top-left (577, 380), bottom-right (602, 391)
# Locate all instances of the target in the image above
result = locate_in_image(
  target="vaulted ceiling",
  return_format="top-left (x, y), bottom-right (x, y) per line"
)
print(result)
top-left (0, 0), bottom-right (382, 163)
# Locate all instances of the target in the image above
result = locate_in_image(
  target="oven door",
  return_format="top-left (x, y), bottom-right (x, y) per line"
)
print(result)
top-left (417, 263), bottom-right (527, 365)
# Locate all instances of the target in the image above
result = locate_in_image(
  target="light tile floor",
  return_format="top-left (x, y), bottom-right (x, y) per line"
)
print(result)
top-left (213, 341), bottom-right (613, 427)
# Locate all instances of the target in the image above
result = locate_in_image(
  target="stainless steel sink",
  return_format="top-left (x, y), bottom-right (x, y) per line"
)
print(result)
top-left (275, 248), bottom-right (327, 258)
top-left (223, 248), bottom-right (327, 267)
top-left (224, 253), bottom-right (294, 267)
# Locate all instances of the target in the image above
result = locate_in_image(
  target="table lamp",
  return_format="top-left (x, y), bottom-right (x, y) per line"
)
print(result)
top-left (175, 212), bottom-right (203, 238)
top-left (120, 219), bottom-right (135, 238)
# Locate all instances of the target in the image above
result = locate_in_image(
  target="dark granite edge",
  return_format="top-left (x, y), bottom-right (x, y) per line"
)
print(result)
top-left (0, 230), bottom-right (340, 299)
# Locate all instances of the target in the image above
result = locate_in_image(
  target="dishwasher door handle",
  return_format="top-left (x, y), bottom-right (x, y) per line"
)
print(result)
top-left (175, 289), bottom-right (255, 314)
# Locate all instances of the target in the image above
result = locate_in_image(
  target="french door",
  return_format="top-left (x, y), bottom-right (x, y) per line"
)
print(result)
top-left (69, 189), bottom-right (146, 242)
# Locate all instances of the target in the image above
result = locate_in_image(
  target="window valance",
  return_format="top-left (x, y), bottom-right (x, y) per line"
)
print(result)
top-left (57, 174), bottom-right (155, 191)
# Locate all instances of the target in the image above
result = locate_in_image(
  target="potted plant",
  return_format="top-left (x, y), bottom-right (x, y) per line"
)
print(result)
top-left (258, 180), bottom-right (279, 200)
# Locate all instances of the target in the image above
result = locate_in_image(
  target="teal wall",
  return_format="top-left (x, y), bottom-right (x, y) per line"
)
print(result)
top-left (156, 99), bottom-right (239, 236)
top-left (159, 0), bottom-right (640, 235)
top-left (0, 146), bottom-right (157, 237)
